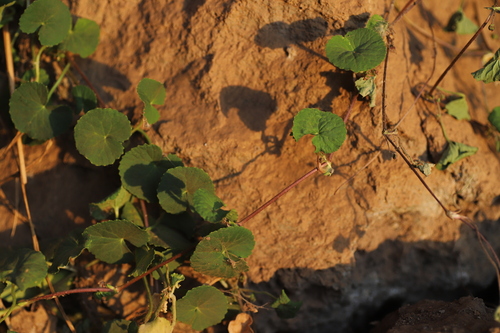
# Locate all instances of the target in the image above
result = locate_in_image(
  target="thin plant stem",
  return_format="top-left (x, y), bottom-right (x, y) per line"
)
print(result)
top-left (67, 53), bottom-right (106, 108)
top-left (237, 167), bottom-right (319, 225)
top-left (45, 277), bottom-right (76, 333)
top-left (34, 45), bottom-right (48, 83)
top-left (140, 200), bottom-right (149, 227)
top-left (428, 8), bottom-right (495, 96)
top-left (0, 285), bottom-right (17, 324)
top-left (47, 62), bottom-right (71, 101)
top-left (390, 0), bottom-right (423, 26)
top-left (142, 276), bottom-right (154, 323)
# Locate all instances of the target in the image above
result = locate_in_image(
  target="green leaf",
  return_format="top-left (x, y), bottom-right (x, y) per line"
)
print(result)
top-left (193, 188), bottom-right (229, 223)
top-left (22, 68), bottom-right (50, 86)
top-left (489, 107), bottom-right (500, 132)
top-left (119, 144), bottom-right (183, 203)
top-left (444, 9), bottom-right (478, 34)
top-left (472, 49), bottom-right (500, 84)
top-left (137, 78), bottom-right (165, 125)
top-left (131, 246), bottom-right (155, 277)
top-left (19, 0), bottom-right (71, 46)
top-left (138, 317), bottom-right (172, 333)
top-left (121, 202), bottom-right (143, 226)
top-left (89, 186), bottom-right (132, 221)
top-left (102, 319), bottom-right (138, 333)
top-left (9, 82), bottom-right (73, 140)
top-left (365, 14), bottom-right (388, 36)
top-left (60, 18), bottom-right (100, 58)
top-left (48, 230), bottom-right (85, 273)
top-left (74, 108), bottom-right (132, 166)
top-left (158, 167), bottom-right (214, 214)
top-left (190, 227), bottom-right (255, 278)
top-left (355, 74), bottom-right (377, 107)
top-left (271, 290), bottom-right (303, 319)
top-left (177, 285), bottom-right (228, 331)
top-left (0, 248), bottom-right (48, 291)
top-left (444, 94), bottom-right (470, 120)
top-left (72, 85), bottom-right (97, 113)
top-left (326, 28), bottom-right (386, 72)
top-left (292, 108), bottom-right (346, 154)
top-left (436, 141), bottom-right (478, 170)
top-left (83, 219), bottom-right (149, 264)
top-left (148, 222), bottom-right (194, 252)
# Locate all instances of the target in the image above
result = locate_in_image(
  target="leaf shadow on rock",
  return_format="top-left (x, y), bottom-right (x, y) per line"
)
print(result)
top-left (250, 219), bottom-right (500, 333)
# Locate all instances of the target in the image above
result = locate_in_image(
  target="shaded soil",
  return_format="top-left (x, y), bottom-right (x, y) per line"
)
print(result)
top-left (1, 0), bottom-right (500, 332)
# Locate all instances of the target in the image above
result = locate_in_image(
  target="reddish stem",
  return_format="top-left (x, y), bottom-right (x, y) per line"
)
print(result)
top-left (237, 167), bottom-right (319, 225)
top-left (67, 54), bottom-right (106, 108)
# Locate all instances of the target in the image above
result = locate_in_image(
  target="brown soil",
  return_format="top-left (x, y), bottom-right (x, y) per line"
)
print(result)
top-left (1, 0), bottom-right (500, 332)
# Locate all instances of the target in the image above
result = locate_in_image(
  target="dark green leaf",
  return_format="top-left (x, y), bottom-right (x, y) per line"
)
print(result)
top-left (177, 285), bottom-right (228, 331)
top-left (489, 106), bottom-right (500, 132)
top-left (444, 9), bottom-right (478, 34)
top-left (193, 188), bottom-right (229, 223)
top-left (148, 223), bottom-right (193, 252)
top-left (121, 202), bottom-right (143, 226)
top-left (190, 227), bottom-right (254, 278)
top-left (102, 319), bottom-right (138, 333)
top-left (19, 0), bottom-right (71, 46)
top-left (83, 219), bottom-right (149, 264)
top-left (444, 94), bottom-right (470, 120)
top-left (137, 78), bottom-right (165, 125)
top-left (9, 82), bottom-right (73, 140)
top-left (271, 290), bottom-right (303, 319)
top-left (48, 230), bottom-right (85, 273)
top-left (326, 28), bottom-right (387, 72)
top-left (157, 167), bottom-right (214, 214)
top-left (119, 144), bottom-right (183, 203)
top-left (74, 108), bottom-right (132, 166)
top-left (72, 85), bottom-right (97, 113)
top-left (21, 68), bottom-right (50, 86)
top-left (436, 141), bottom-right (478, 170)
top-left (0, 248), bottom-right (48, 291)
top-left (472, 49), bottom-right (500, 84)
top-left (89, 186), bottom-right (132, 221)
top-left (131, 246), bottom-right (155, 277)
top-left (292, 108), bottom-right (346, 154)
top-left (60, 18), bottom-right (99, 58)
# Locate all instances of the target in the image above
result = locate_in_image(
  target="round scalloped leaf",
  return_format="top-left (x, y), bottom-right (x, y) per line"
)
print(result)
top-left (292, 108), bottom-right (346, 154)
top-left (60, 18), bottom-right (100, 58)
top-left (435, 141), bottom-right (478, 170)
top-left (157, 167), bottom-right (214, 214)
top-left (74, 108), bottom-right (132, 166)
top-left (19, 0), bottom-right (71, 46)
top-left (9, 82), bottom-right (73, 140)
top-left (326, 28), bottom-right (386, 72)
top-left (0, 248), bottom-right (48, 291)
top-left (72, 85), bottom-right (97, 113)
top-left (137, 78), bottom-right (165, 125)
top-left (193, 188), bottom-right (228, 223)
top-left (177, 285), bottom-right (228, 331)
top-left (190, 226), bottom-right (254, 278)
top-left (489, 107), bottom-right (500, 132)
top-left (119, 144), bottom-right (183, 203)
top-left (83, 219), bottom-right (149, 264)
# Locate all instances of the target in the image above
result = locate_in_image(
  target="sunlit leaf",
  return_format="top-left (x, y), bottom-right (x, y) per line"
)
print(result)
top-left (72, 85), bottom-right (97, 113)
top-left (444, 9), bottom-right (478, 34)
top-left (355, 74), bottom-right (377, 107)
top-left (177, 285), bottom-right (228, 331)
top-left (83, 219), bottom-right (149, 264)
top-left (271, 290), bottom-right (303, 319)
top-left (326, 28), bottom-right (386, 72)
top-left (137, 78), bottom-right (165, 125)
top-left (60, 18), bottom-right (100, 57)
top-left (365, 14), bottom-right (388, 36)
top-left (193, 188), bottom-right (230, 223)
top-left (472, 49), bottom-right (500, 83)
top-left (138, 317), bottom-right (172, 333)
top-left (0, 248), bottom-right (47, 291)
top-left (292, 108), bottom-right (346, 154)
top-left (119, 144), bottom-right (183, 203)
top-left (190, 227), bottom-right (254, 278)
top-left (436, 141), bottom-right (478, 170)
top-left (444, 94), bottom-right (470, 120)
top-left (157, 167), bottom-right (214, 214)
top-left (19, 0), bottom-right (71, 46)
top-left (89, 186), bottom-right (132, 221)
top-left (74, 108), bottom-right (132, 166)
top-left (9, 82), bottom-right (73, 140)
